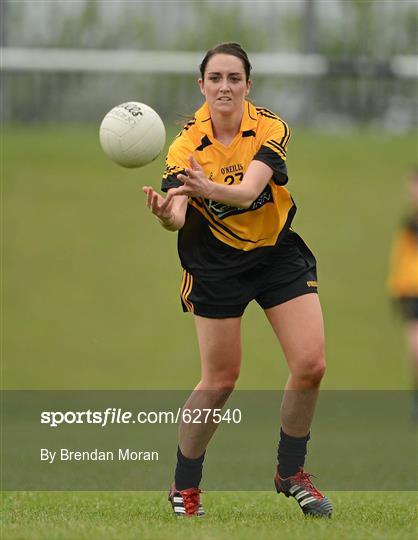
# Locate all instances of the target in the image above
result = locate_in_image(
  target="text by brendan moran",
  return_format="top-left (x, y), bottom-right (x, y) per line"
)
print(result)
top-left (40, 448), bottom-right (159, 464)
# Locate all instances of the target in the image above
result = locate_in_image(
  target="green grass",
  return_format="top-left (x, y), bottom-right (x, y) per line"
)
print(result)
top-left (2, 125), bottom-right (417, 539)
top-left (2, 125), bottom-right (417, 389)
top-left (2, 491), bottom-right (416, 540)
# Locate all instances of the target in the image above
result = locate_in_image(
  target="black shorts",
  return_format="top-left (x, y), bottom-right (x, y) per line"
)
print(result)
top-left (179, 229), bottom-right (318, 318)
top-left (396, 297), bottom-right (418, 320)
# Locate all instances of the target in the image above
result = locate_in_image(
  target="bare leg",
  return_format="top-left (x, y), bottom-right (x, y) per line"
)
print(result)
top-left (265, 294), bottom-right (326, 437)
top-left (178, 315), bottom-right (242, 458)
top-left (405, 321), bottom-right (418, 421)
top-left (406, 321), bottom-right (418, 389)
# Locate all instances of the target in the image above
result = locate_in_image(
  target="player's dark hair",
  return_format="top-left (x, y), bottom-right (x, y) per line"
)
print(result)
top-left (200, 42), bottom-right (252, 82)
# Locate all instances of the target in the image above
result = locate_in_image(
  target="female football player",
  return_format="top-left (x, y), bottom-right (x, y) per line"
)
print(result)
top-left (388, 168), bottom-right (418, 421)
top-left (143, 42), bottom-right (332, 518)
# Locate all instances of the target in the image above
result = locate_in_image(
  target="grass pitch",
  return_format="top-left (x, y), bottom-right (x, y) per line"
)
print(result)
top-left (2, 491), bottom-right (416, 540)
top-left (2, 125), bottom-right (417, 539)
top-left (3, 125), bottom-right (417, 390)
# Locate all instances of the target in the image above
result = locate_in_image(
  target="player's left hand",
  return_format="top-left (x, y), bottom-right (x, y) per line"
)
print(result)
top-left (166, 155), bottom-right (214, 201)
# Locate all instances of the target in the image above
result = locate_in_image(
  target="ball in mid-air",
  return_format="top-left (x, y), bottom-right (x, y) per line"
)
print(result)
top-left (99, 102), bottom-right (166, 168)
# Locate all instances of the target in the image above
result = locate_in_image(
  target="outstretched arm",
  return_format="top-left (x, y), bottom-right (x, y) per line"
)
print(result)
top-left (166, 155), bottom-right (273, 209)
top-left (143, 186), bottom-right (187, 231)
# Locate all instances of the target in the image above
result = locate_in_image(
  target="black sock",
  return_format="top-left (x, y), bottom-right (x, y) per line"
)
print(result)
top-left (174, 446), bottom-right (205, 491)
top-left (277, 428), bottom-right (310, 479)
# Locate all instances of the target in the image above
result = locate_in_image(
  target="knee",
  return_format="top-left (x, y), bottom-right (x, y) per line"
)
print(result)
top-left (291, 349), bottom-right (326, 387)
top-left (201, 366), bottom-right (240, 395)
top-left (308, 358), bottom-right (326, 385)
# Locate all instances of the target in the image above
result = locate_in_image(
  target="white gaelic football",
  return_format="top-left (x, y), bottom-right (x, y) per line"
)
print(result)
top-left (99, 102), bottom-right (166, 168)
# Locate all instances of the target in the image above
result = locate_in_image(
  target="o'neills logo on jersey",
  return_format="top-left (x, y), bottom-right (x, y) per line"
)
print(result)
top-left (220, 163), bottom-right (244, 175)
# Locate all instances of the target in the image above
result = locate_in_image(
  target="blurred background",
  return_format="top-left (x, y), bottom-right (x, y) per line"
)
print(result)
top-left (2, 0), bottom-right (417, 127)
top-left (2, 0), bottom-right (417, 390)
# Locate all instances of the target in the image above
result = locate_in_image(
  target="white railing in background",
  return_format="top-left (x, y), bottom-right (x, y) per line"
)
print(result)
top-left (1, 48), bottom-right (417, 78)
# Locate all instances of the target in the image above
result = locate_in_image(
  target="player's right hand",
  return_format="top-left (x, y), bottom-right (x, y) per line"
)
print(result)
top-left (142, 186), bottom-right (175, 226)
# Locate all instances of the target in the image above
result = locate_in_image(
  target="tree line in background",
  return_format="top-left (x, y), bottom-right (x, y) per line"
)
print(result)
top-left (3, 0), bottom-right (417, 55)
top-left (2, 0), bottom-right (417, 127)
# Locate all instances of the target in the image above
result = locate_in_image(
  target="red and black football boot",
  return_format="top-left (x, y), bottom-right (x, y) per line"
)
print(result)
top-left (168, 484), bottom-right (205, 517)
top-left (274, 467), bottom-right (333, 517)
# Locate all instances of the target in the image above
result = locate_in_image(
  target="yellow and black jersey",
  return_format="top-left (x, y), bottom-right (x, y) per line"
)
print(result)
top-left (161, 100), bottom-right (295, 277)
top-left (388, 212), bottom-right (418, 298)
